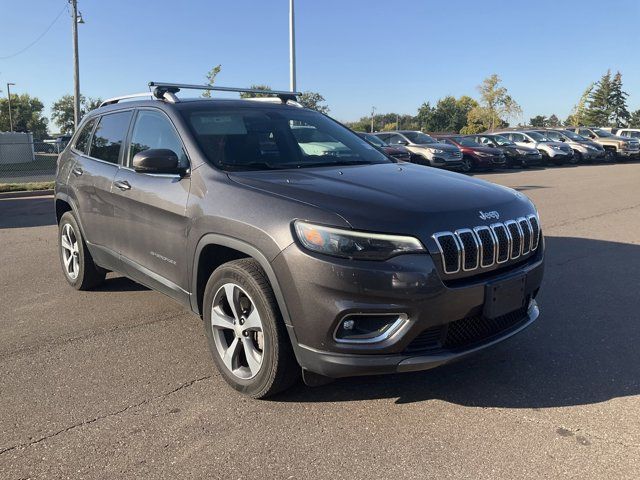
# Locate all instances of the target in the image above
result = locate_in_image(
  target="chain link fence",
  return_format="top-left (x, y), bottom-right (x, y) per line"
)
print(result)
top-left (1, 132), bottom-right (64, 184)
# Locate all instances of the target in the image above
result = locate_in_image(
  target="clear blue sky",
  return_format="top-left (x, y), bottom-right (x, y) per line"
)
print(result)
top-left (2, 0), bottom-right (640, 131)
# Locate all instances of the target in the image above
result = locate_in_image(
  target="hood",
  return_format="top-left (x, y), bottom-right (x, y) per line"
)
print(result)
top-left (228, 163), bottom-right (533, 239)
top-left (463, 145), bottom-right (502, 155)
top-left (382, 145), bottom-right (410, 155)
top-left (414, 142), bottom-right (460, 153)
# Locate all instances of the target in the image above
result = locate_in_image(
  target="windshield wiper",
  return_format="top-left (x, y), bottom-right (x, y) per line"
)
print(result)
top-left (220, 162), bottom-right (290, 171)
top-left (295, 159), bottom-right (376, 168)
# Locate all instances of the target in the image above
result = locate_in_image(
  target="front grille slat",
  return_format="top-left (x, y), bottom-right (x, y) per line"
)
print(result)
top-left (433, 215), bottom-right (541, 276)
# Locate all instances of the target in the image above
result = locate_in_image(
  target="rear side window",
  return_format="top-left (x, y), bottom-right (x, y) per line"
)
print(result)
top-left (73, 118), bottom-right (96, 154)
top-left (129, 110), bottom-right (188, 168)
top-left (89, 111), bottom-right (133, 164)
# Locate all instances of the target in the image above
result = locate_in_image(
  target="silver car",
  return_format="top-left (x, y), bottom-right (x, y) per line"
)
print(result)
top-left (534, 129), bottom-right (604, 163)
top-left (494, 130), bottom-right (573, 165)
top-left (373, 130), bottom-right (463, 169)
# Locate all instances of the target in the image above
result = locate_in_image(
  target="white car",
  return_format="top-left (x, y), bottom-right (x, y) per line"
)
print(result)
top-left (494, 130), bottom-right (574, 165)
top-left (613, 128), bottom-right (640, 140)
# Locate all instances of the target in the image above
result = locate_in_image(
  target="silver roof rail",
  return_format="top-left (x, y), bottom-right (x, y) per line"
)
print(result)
top-left (148, 81), bottom-right (300, 103)
top-left (245, 97), bottom-right (303, 108)
top-left (99, 92), bottom-right (154, 108)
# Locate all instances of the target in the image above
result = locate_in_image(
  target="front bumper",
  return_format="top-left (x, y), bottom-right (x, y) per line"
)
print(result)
top-left (273, 241), bottom-right (544, 378)
top-left (295, 300), bottom-right (539, 377)
top-left (432, 155), bottom-right (463, 169)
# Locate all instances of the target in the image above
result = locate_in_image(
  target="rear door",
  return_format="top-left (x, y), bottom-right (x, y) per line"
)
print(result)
top-left (69, 111), bottom-right (132, 259)
top-left (111, 108), bottom-right (192, 301)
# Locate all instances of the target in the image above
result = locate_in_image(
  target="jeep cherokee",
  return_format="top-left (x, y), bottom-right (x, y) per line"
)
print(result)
top-left (55, 82), bottom-right (544, 398)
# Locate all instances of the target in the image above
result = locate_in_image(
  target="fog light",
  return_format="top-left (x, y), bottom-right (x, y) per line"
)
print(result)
top-left (334, 313), bottom-right (408, 344)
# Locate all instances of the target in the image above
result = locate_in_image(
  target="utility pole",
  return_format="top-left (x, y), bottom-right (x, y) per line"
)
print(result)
top-left (370, 106), bottom-right (376, 133)
top-left (70, 0), bottom-right (81, 130)
top-left (396, 114), bottom-right (400, 130)
top-left (289, 0), bottom-right (296, 92)
top-left (6, 83), bottom-right (15, 132)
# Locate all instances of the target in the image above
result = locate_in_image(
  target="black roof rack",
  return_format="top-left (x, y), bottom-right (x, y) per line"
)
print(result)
top-left (148, 82), bottom-right (300, 104)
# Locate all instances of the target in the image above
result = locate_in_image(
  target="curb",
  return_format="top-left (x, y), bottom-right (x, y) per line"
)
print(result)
top-left (0, 189), bottom-right (54, 199)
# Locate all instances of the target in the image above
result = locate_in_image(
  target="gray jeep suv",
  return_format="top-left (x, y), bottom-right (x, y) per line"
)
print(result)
top-left (55, 83), bottom-right (544, 398)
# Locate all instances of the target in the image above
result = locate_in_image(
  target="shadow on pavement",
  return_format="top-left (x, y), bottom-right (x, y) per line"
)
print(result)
top-left (0, 196), bottom-right (56, 229)
top-left (279, 236), bottom-right (640, 408)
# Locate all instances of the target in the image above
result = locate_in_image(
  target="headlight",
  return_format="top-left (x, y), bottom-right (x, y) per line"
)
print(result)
top-left (475, 151), bottom-right (493, 157)
top-left (428, 148), bottom-right (444, 154)
top-left (294, 221), bottom-right (425, 260)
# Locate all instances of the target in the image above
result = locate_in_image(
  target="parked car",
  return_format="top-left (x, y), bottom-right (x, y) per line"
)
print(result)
top-left (494, 130), bottom-right (573, 165)
top-left (467, 133), bottom-right (543, 168)
top-left (564, 127), bottom-right (640, 161)
top-left (533, 129), bottom-right (604, 164)
top-left (357, 132), bottom-right (412, 162)
top-left (55, 83), bottom-right (544, 398)
top-left (611, 128), bottom-right (640, 141)
top-left (432, 135), bottom-right (506, 172)
top-left (373, 130), bottom-right (463, 169)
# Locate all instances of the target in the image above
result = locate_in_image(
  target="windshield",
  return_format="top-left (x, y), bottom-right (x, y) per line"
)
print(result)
top-left (541, 131), bottom-right (564, 141)
top-left (451, 136), bottom-right (483, 148)
top-left (181, 107), bottom-right (392, 171)
top-left (561, 130), bottom-right (586, 141)
top-left (593, 128), bottom-right (613, 137)
top-left (403, 131), bottom-right (437, 144)
top-left (527, 131), bottom-right (551, 142)
top-left (490, 135), bottom-right (514, 146)
top-left (361, 133), bottom-right (387, 147)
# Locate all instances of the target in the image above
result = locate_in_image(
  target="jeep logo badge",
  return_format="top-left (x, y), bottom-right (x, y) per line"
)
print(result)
top-left (479, 210), bottom-right (500, 220)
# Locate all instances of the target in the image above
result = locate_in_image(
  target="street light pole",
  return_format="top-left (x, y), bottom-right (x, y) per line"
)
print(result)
top-left (6, 82), bottom-right (15, 132)
top-left (70, 0), bottom-right (81, 130)
top-left (289, 0), bottom-right (296, 92)
top-left (371, 106), bottom-right (376, 133)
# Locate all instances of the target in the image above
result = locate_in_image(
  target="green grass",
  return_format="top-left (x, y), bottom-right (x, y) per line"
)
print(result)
top-left (0, 181), bottom-right (54, 193)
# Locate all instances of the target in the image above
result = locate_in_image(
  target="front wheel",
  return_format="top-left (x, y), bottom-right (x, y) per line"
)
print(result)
top-left (460, 157), bottom-right (473, 173)
top-left (570, 151), bottom-right (581, 165)
top-left (58, 211), bottom-right (106, 290)
top-left (604, 149), bottom-right (616, 162)
top-left (203, 259), bottom-right (299, 398)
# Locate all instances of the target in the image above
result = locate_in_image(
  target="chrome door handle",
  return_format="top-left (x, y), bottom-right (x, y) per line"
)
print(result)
top-left (71, 167), bottom-right (83, 176)
top-left (113, 180), bottom-right (131, 191)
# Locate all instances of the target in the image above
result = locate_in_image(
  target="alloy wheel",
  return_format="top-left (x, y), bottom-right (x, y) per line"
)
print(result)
top-left (211, 283), bottom-right (264, 379)
top-left (60, 223), bottom-right (80, 280)
top-left (461, 158), bottom-right (472, 172)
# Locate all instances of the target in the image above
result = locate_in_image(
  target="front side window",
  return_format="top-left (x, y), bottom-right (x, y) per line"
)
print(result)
top-left (181, 107), bottom-right (391, 171)
top-left (579, 128), bottom-right (594, 138)
top-left (89, 111), bottom-right (133, 164)
top-left (73, 118), bottom-right (96, 154)
top-left (129, 110), bottom-right (188, 168)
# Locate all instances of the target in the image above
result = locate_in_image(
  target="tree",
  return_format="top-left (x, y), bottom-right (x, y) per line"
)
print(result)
top-left (415, 102), bottom-right (434, 131)
top-left (239, 84), bottom-right (273, 98)
top-left (629, 109), bottom-right (640, 128)
top-left (529, 115), bottom-right (548, 127)
top-left (609, 71), bottom-right (630, 127)
top-left (201, 64), bottom-right (222, 98)
top-left (547, 114), bottom-right (561, 127)
top-left (584, 71), bottom-right (613, 126)
top-left (297, 91), bottom-right (329, 113)
top-left (460, 74), bottom-right (520, 133)
top-left (566, 83), bottom-right (594, 126)
top-left (51, 94), bottom-right (103, 134)
top-left (418, 95), bottom-right (479, 133)
top-left (0, 93), bottom-right (48, 138)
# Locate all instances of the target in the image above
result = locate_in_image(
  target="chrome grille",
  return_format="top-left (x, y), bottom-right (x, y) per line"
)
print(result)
top-left (433, 216), bottom-right (541, 274)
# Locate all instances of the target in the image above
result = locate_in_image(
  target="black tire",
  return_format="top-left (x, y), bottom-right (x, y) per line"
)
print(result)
top-left (570, 151), bottom-right (581, 165)
top-left (58, 211), bottom-right (106, 290)
top-left (460, 156), bottom-right (473, 173)
top-left (604, 148), bottom-right (616, 162)
top-left (203, 258), bottom-right (299, 398)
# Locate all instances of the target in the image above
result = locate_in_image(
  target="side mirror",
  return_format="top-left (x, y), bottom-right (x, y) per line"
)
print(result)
top-left (395, 140), bottom-right (408, 146)
top-left (132, 149), bottom-right (183, 175)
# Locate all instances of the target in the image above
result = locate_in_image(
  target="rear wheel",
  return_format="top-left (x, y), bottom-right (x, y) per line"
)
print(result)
top-left (58, 211), bottom-right (106, 290)
top-left (203, 258), bottom-right (299, 398)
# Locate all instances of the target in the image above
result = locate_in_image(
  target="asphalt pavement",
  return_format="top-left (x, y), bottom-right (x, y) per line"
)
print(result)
top-left (1, 163), bottom-right (639, 479)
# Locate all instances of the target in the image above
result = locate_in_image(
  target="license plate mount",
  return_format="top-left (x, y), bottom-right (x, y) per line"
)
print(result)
top-left (484, 274), bottom-right (526, 319)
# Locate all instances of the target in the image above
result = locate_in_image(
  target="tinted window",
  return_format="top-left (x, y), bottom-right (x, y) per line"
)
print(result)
top-left (89, 111), bottom-right (133, 164)
top-left (129, 110), bottom-right (188, 167)
top-left (73, 118), bottom-right (96, 154)
top-left (182, 107), bottom-right (390, 171)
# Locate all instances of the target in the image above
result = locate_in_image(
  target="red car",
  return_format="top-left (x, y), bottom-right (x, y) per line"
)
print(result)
top-left (357, 132), bottom-right (412, 162)
top-left (433, 135), bottom-right (506, 172)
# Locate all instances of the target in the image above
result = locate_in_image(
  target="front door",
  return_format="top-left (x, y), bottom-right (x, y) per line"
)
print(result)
top-left (111, 108), bottom-right (191, 302)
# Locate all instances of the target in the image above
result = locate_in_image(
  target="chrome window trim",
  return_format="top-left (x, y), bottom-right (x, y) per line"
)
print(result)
top-left (455, 228), bottom-right (479, 272)
top-left (432, 232), bottom-right (461, 274)
top-left (473, 225), bottom-right (496, 267)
